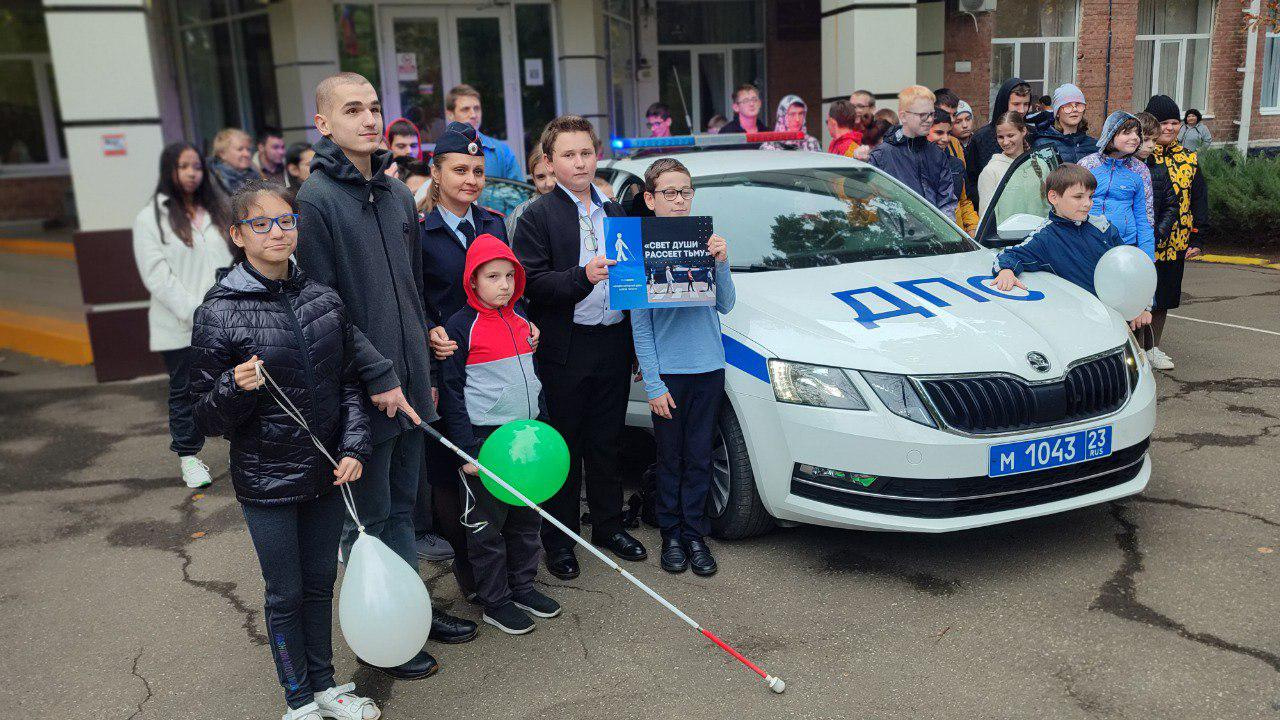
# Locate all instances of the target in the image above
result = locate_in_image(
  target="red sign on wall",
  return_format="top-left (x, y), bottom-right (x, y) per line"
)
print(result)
top-left (102, 133), bottom-right (127, 157)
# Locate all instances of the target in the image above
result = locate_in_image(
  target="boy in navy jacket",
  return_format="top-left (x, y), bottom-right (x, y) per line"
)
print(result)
top-left (991, 163), bottom-right (1152, 330)
top-left (441, 233), bottom-right (560, 636)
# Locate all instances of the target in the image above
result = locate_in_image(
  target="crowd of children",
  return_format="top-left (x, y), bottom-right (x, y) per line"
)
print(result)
top-left (138, 64), bottom-right (1218, 717)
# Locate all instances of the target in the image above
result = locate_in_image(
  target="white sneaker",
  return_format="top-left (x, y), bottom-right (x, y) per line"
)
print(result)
top-left (1149, 347), bottom-right (1175, 370)
top-left (315, 683), bottom-right (381, 720)
top-left (180, 456), bottom-right (212, 489)
top-left (283, 701), bottom-right (323, 720)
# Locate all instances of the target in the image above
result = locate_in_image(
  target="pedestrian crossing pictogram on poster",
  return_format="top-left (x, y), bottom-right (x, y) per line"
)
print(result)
top-left (604, 216), bottom-right (716, 310)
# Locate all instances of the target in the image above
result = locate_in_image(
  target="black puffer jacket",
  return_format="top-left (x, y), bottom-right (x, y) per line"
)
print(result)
top-left (1145, 157), bottom-right (1178, 247)
top-left (190, 261), bottom-right (371, 506)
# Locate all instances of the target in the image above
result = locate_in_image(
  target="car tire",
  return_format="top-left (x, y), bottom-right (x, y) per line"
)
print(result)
top-left (708, 401), bottom-right (775, 540)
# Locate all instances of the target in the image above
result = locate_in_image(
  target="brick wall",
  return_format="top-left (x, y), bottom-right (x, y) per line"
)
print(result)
top-left (941, 0), bottom-right (1280, 145)
top-left (1075, 0), bottom-right (1138, 132)
top-left (1204, 4), bottom-right (1280, 145)
top-left (0, 175), bottom-right (71, 223)
top-left (943, 9), bottom-right (993, 123)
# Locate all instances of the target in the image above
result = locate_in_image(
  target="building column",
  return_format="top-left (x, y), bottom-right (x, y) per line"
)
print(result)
top-left (556, 0), bottom-right (610, 138)
top-left (268, 0), bottom-right (341, 144)
top-left (916, 0), bottom-right (945, 90)
top-left (45, 0), bottom-right (170, 381)
top-left (821, 0), bottom-right (919, 132)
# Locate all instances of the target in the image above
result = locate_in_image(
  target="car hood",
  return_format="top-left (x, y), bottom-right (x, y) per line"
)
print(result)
top-left (727, 250), bottom-right (1126, 380)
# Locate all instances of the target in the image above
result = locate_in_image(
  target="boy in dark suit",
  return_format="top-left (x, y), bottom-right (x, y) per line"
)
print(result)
top-left (513, 116), bottom-right (648, 580)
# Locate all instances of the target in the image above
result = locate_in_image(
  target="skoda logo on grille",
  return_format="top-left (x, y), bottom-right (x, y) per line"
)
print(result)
top-left (1026, 352), bottom-right (1052, 373)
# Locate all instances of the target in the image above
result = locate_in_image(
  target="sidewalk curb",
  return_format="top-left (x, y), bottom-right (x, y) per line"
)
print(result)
top-left (1191, 254), bottom-right (1280, 270)
top-left (0, 309), bottom-right (92, 365)
top-left (0, 239), bottom-right (76, 260)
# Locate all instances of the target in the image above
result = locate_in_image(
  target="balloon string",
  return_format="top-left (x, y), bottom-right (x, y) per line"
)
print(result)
top-left (256, 362), bottom-right (365, 532)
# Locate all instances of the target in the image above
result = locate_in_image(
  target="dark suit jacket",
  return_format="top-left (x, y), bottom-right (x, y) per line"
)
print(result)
top-left (419, 203), bottom-right (509, 327)
top-left (512, 185), bottom-right (627, 365)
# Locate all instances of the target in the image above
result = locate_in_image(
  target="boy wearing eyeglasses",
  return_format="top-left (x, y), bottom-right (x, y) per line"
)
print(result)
top-left (630, 158), bottom-right (735, 578)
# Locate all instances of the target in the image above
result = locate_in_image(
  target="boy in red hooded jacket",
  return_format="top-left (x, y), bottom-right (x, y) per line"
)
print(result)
top-left (440, 233), bottom-right (560, 636)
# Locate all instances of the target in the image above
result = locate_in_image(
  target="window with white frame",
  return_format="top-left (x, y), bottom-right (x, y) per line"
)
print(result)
top-left (1134, 0), bottom-right (1215, 113)
top-left (657, 0), bottom-right (766, 134)
top-left (0, 2), bottom-right (66, 173)
top-left (991, 0), bottom-right (1079, 106)
top-left (1263, 28), bottom-right (1280, 111)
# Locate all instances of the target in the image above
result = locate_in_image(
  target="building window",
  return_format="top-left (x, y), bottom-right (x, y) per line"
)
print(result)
top-left (335, 5), bottom-right (381, 87)
top-left (515, 4), bottom-right (559, 157)
top-left (657, 0), bottom-right (766, 134)
top-left (1134, 0), bottom-right (1214, 113)
top-left (1262, 29), bottom-right (1280, 112)
top-left (0, 1), bottom-right (65, 173)
top-left (604, 0), bottom-right (637, 142)
top-left (990, 0), bottom-right (1079, 105)
top-left (171, 0), bottom-right (280, 151)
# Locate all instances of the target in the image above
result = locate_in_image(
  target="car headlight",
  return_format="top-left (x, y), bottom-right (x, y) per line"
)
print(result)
top-left (768, 360), bottom-right (869, 410)
top-left (1122, 334), bottom-right (1142, 390)
top-left (860, 371), bottom-right (937, 427)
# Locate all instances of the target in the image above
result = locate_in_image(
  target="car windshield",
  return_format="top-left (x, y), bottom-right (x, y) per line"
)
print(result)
top-left (480, 179), bottom-right (535, 215)
top-left (690, 166), bottom-right (978, 270)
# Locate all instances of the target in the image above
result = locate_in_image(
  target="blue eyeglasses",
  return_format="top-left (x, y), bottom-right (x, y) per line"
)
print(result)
top-left (237, 213), bottom-right (299, 234)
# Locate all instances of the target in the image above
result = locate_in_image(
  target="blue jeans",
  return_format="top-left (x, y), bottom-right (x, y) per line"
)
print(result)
top-left (341, 429), bottom-right (424, 571)
top-left (242, 490), bottom-right (345, 709)
top-left (161, 348), bottom-right (204, 457)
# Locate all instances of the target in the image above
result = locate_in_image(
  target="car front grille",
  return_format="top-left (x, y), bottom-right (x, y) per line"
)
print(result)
top-left (790, 438), bottom-right (1149, 519)
top-left (919, 350), bottom-right (1130, 434)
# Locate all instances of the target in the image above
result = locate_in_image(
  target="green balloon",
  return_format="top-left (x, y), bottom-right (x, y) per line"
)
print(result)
top-left (477, 420), bottom-right (570, 506)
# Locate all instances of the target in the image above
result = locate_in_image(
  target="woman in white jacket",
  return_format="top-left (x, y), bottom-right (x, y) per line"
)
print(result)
top-left (133, 142), bottom-right (234, 488)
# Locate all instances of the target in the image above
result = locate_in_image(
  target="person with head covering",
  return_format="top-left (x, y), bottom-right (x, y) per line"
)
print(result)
top-left (761, 95), bottom-right (823, 152)
top-left (1031, 83), bottom-right (1097, 163)
top-left (415, 120), bottom-right (532, 586)
top-left (1078, 111), bottom-right (1156, 260)
top-left (1141, 94), bottom-right (1209, 370)
top-left (950, 100), bottom-right (976, 150)
top-left (966, 78), bottom-right (1034, 205)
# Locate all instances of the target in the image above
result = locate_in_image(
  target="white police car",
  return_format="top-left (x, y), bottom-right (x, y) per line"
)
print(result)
top-left (600, 141), bottom-right (1155, 538)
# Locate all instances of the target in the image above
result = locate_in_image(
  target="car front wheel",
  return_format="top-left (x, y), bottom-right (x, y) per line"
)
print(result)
top-left (708, 401), bottom-right (774, 539)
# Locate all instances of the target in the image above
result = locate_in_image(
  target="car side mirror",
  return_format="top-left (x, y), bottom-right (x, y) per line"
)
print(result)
top-left (996, 213), bottom-right (1047, 242)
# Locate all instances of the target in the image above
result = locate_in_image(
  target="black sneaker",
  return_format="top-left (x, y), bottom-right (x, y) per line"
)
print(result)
top-left (483, 601), bottom-right (535, 635)
top-left (513, 588), bottom-right (562, 618)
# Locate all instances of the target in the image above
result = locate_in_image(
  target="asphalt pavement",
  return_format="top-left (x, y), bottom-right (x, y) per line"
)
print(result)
top-left (1, 261), bottom-right (1277, 720)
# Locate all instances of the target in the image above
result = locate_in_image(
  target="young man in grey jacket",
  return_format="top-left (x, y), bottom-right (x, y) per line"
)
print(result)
top-left (296, 72), bottom-right (475, 680)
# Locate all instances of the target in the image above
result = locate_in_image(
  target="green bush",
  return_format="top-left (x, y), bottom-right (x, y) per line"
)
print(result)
top-left (1199, 148), bottom-right (1280, 237)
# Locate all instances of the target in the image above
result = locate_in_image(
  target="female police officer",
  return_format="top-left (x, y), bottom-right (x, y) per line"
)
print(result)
top-left (415, 121), bottom-right (537, 599)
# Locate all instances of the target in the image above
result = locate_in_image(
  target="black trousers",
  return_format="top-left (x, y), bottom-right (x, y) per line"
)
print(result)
top-left (414, 414), bottom-right (476, 594)
top-left (652, 370), bottom-right (724, 543)
top-left (540, 322), bottom-right (631, 551)
top-left (161, 347), bottom-right (204, 457)
top-left (241, 490), bottom-right (345, 709)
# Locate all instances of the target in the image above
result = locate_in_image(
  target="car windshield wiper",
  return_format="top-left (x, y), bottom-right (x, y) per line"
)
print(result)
top-left (730, 263), bottom-right (776, 273)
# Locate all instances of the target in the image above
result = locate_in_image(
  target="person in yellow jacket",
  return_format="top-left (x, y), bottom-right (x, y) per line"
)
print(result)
top-left (927, 110), bottom-right (979, 235)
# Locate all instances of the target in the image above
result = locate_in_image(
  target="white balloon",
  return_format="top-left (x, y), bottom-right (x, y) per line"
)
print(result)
top-left (338, 532), bottom-right (432, 668)
top-left (1093, 245), bottom-right (1156, 321)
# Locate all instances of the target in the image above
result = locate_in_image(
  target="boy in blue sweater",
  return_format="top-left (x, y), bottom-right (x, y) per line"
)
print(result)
top-left (991, 163), bottom-right (1152, 330)
top-left (631, 158), bottom-right (736, 577)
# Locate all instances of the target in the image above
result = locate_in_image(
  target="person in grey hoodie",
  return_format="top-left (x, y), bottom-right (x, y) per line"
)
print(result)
top-left (295, 72), bottom-right (472, 681)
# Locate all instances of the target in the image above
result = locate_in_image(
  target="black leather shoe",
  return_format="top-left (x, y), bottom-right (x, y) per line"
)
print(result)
top-left (545, 548), bottom-right (580, 580)
top-left (429, 610), bottom-right (478, 644)
top-left (594, 530), bottom-right (647, 561)
top-left (686, 538), bottom-right (717, 577)
top-left (660, 537), bottom-right (688, 573)
top-left (356, 649), bottom-right (438, 680)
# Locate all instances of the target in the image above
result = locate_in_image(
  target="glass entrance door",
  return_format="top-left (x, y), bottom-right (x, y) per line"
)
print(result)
top-left (380, 7), bottom-right (523, 165)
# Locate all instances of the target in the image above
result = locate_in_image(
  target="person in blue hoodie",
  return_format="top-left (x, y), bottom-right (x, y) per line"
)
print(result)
top-left (630, 158), bottom-right (737, 578)
top-left (1031, 84), bottom-right (1097, 163)
top-left (991, 163), bottom-right (1151, 330)
top-left (1078, 111), bottom-right (1156, 260)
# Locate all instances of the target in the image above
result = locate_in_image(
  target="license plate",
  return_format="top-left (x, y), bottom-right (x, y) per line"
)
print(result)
top-left (988, 426), bottom-right (1112, 477)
